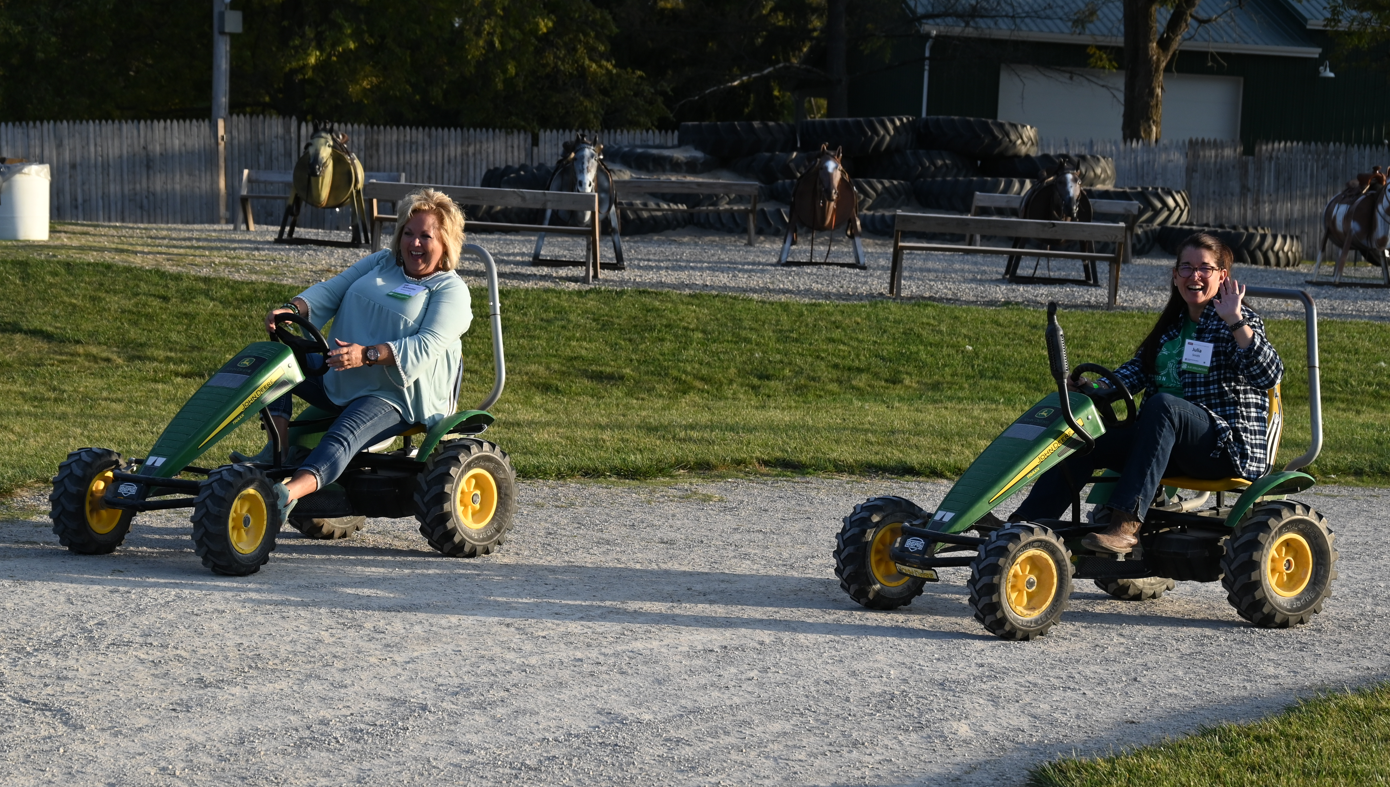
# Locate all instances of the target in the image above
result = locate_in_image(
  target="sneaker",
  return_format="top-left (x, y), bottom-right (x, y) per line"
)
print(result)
top-left (273, 482), bottom-right (298, 526)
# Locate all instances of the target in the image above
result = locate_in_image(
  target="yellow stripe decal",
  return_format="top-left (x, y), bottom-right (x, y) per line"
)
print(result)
top-left (198, 368), bottom-right (286, 448)
top-left (989, 428), bottom-right (1074, 504)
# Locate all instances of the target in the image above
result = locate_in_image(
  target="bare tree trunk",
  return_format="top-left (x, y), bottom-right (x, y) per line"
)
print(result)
top-left (827, 0), bottom-right (848, 117)
top-left (1121, 0), bottom-right (1202, 142)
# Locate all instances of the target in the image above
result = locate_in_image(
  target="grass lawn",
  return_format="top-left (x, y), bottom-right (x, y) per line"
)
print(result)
top-left (1029, 682), bottom-right (1390, 786)
top-left (1, 255), bottom-right (1388, 495)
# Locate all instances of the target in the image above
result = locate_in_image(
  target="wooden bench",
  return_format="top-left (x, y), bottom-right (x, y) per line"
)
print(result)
top-left (362, 180), bottom-right (605, 283)
top-left (239, 169), bottom-right (404, 232)
top-left (969, 192), bottom-right (1142, 285)
top-left (888, 212), bottom-right (1130, 308)
top-left (616, 178), bottom-right (762, 246)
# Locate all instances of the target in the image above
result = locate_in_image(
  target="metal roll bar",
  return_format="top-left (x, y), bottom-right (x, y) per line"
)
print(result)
top-left (460, 243), bottom-right (506, 411)
top-left (1244, 287), bottom-right (1321, 472)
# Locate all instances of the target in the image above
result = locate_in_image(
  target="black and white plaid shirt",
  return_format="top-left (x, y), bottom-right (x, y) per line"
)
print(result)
top-left (1112, 304), bottom-right (1284, 479)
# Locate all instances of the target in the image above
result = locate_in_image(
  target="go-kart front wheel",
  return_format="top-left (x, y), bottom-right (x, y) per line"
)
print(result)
top-left (414, 439), bottom-right (516, 557)
top-left (1222, 501), bottom-right (1337, 628)
top-left (968, 524), bottom-right (1073, 640)
top-left (834, 496), bottom-right (929, 610)
top-left (50, 447), bottom-right (135, 554)
top-left (191, 464), bottom-right (282, 576)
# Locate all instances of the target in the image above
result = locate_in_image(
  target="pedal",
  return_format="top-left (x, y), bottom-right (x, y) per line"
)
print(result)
top-left (894, 564), bottom-right (940, 581)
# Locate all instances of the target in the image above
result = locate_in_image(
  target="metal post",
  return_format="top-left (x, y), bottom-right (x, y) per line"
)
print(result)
top-left (215, 117), bottom-right (228, 225)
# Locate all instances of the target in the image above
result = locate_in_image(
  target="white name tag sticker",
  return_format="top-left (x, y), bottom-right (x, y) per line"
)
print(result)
top-left (387, 283), bottom-right (427, 300)
top-left (1182, 340), bottom-right (1213, 373)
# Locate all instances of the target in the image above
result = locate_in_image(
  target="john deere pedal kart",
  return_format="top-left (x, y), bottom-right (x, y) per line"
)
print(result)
top-left (49, 243), bottom-right (515, 576)
top-left (834, 289), bottom-right (1336, 640)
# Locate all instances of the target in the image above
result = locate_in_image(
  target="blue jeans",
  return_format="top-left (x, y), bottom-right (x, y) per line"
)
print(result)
top-left (268, 376), bottom-right (410, 490)
top-left (1010, 393), bottom-right (1239, 523)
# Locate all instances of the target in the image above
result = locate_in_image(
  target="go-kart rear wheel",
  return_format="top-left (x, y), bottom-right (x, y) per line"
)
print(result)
top-left (290, 515), bottom-right (367, 540)
top-left (833, 496), bottom-right (929, 610)
top-left (1094, 576), bottom-right (1176, 600)
top-left (49, 447), bottom-right (134, 554)
top-left (414, 439), bottom-right (516, 557)
top-left (191, 464), bottom-right (281, 576)
top-left (968, 524), bottom-right (1073, 640)
top-left (1222, 501), bottom-right (1337, 627)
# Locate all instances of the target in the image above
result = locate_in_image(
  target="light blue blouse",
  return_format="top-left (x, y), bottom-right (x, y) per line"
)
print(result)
top-left (296, 250), bottom-right (473, 427)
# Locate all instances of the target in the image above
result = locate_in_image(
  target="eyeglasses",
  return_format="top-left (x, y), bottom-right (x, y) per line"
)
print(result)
top-left (1176, 265), bottom-right (1220, 278)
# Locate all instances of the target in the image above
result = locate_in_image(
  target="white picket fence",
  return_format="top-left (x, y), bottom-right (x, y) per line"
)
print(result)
top-left (2, 116), bottom-right (1386, 248)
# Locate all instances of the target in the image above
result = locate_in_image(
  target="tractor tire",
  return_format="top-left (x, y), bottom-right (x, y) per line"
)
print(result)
top-left (858, 210), bottom-right (898, 236)
top-left (852, 178), bottom-right (914, 211)
top-left (918, 116), bottom-right (1039, 159)
top-left (191, 464), bottom-right (281, 576)
top-left (728, 151), bottom-right (814, 184)
top-left (1086, 187), bottom-right (1190, 227)
top-left (499, 163), bottom-right (553, 190)
top-left (603, 145), bottom-right (722, 175)
top-left (1156, 225), bottom-right (1304, 268)
top-left (1132, 226), bottom-right (1160, 257)
top-left (290, 515), bottom-right (367, 540)
top-left (618, 200), bottom-right (691, 235)
top-left (855, 149), bottom-right (980, 181)
top-left (834, 496), bottom-right (930, 610)
top-left (982, 153), bottom-right (1116, 188)
top-left (1221, 501), bottom-right (1337, 627)
top-left (49, 447), bottom-right (135, 555)
top-left (692, 204), bottom-right (789, 235)
top-left (415, 439), bottom-right (516, 557)
top-left (767, 179), bottom-right (797, 204)
top-left (913, 177), bottom-right (1032, 214)
top-left (678, 121), bottom-right (798, 158)
top-left (797, 116), bottom-right (918, 157)
top-left (1094, 576), bottom-right (1176, 600)
top-left (968, 523), bottom-right (1074, 640)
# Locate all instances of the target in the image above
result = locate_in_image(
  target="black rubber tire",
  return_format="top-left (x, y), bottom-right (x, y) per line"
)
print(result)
top-left (678, 121), bottom-right (797, 158)
top-left (290, 515), bottom-right (367, 540)
top-left (857, 210), bottom-right (898, 237)
top-left (692, 204), bottom-right (789, 236)
top-left (913, 177), bottom-right (1032, 213)
top-left (797, 116), bottom-right (917, 157)
top-left (1222, 501), bottom-right (1337, 627)
top-left (767, 179), bottom-right (797, 204)
top-left (1094, 576), bottom-right (1176, 600)
top-left (191, 464), bottom-right (281, 576)
top-left (618, 199), bottom-right (691, 234)
top-left (918, 116), bottom-right (1039, 158)
top-left (834, 496), bottom-right (930, 610)
top-left (968, 523), bottom-right (1074, 640)
top-left (855, 149), bottom-right (980, 181)
top-left (415, 439), bottom-right (517, 557)
top-left (852, 178), bottom-right (914, 211)
top-left (603, 145), bottom-right (722, 174)
top-left (982, 154), bottom-right (1116, 188)
top-left (1156, 225), bottom-right (1304, 268)
top-left (49, 447), bottom-right (135, 555)
top-left (1086, 187), bottom-right (1191, 227)
top-left (1132, 225), bottom-right (1160, 257)
top-left (728, 151), bottom-right (814, 184)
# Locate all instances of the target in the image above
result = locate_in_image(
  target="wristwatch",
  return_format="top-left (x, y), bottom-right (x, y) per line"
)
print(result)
top-left (365, 346), bottom-right (380, 366)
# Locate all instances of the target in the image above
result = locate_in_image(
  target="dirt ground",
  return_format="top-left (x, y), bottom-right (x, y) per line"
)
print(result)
top-left (2, 478), bottom-right (1386, 786)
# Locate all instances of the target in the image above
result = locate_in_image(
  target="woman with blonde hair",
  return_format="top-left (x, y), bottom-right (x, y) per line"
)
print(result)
top-left (252, 188), bottom-right (472, 520)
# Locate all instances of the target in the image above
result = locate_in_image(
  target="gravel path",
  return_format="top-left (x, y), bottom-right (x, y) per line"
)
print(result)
top-left (2, 479), bottom-right (1387, 786)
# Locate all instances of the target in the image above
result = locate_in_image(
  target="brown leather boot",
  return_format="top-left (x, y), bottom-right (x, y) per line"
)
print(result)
top-left (1081, 509), bottom-right (1143, 554)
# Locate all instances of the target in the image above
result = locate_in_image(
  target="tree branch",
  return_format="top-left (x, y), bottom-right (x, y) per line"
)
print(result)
top-left (671, 62), bottom-right (827, 111)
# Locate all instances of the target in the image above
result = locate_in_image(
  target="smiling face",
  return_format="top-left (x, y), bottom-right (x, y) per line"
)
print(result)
top-left (1174, 245), bottom-right (1229, 318)
top-left (400, 210), bottom-right (445, 278)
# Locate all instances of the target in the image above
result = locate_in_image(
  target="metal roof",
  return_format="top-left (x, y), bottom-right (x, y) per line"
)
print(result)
top-left (1274, 0), bottom-right (1338, 29)
top-left (911, 0), bottom-right (1323, 57)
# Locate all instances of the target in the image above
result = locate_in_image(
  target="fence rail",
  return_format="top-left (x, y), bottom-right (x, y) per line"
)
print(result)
top-left (3, 116), bottom-right (1386, 253)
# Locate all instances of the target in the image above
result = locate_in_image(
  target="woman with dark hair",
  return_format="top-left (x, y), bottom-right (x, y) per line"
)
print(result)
top-left (996, 232), bottom-right (1284, 553)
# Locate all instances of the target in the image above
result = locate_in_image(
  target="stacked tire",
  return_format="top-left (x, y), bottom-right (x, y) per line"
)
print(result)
top-left (1155, 224), bottom-right (1304, 268)
top-left (982, 153), bottom-right (1116, 188)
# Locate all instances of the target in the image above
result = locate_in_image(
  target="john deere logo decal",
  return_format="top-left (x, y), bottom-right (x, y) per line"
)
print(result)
top-left (237, 357), bottom-right (255, 368)
top-left (1034, 407), bottom-right (1055, 419)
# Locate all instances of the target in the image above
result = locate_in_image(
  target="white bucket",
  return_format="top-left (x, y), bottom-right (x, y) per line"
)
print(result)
top-left (0, 163), bottom-right (51, 240)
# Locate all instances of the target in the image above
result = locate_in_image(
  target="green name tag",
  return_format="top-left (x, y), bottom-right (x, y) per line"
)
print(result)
top-left (388, 283), bottom-right (427, 300)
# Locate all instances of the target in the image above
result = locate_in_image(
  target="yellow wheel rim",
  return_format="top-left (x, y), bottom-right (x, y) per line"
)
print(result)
top-left (868, 522), bottom-right (911, 588)
top-left (85, 470), bottom-right (122, 535)
top-left (228, 487), bottom-right (268, 555)
top-left (1268, 532), bottom-right (1313, 597)
top-left (1006, 548), bottom-right (1059, 619)
top-left (456, 467), bottom-right (498, 530)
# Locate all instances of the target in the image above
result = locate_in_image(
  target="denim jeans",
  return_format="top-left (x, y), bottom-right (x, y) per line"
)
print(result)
top-left (1010, 393), bottom-right (1239, 523)
top-left (268, 376), bottom-right (410, 490)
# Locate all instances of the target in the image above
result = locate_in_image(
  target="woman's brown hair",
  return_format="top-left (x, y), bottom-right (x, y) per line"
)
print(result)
top-left (1135, 232), bottom-right (1235, 374)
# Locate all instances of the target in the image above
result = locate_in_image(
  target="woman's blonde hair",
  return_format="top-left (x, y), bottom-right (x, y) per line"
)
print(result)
top-left (390, 188), bottom-right (465, 272)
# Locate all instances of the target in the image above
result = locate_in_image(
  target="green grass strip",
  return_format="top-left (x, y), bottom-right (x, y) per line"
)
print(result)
top-left (1029, 682), bottom-right (1390, 786)
top-left (2, 256), bottom-right (1389, 495)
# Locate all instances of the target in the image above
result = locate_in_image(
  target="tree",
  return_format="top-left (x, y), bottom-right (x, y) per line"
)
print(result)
top-left (1117, 0), bottom-right (1202, 142)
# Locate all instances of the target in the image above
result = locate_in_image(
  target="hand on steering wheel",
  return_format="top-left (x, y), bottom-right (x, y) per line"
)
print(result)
top-left (1069, 362), bottom-right (1136, 429)
top-left (270, 312), bottom-right (330, 377)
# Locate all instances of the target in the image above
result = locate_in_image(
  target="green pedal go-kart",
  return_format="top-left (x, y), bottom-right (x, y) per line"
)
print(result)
top-left (834, 289), bottom-right (1336, 640)
top-left (49, 243), bottom-right (515, 576)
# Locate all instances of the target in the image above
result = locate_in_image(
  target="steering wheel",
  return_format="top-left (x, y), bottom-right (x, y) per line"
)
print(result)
top-left (1069, 362), bottom-right (1136, 430)
top-left (271, 312), bottom-right (329, 377)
